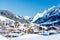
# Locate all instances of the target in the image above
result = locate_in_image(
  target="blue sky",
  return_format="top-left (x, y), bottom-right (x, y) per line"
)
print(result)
top-left (0, 0), bottom-right (60, 17)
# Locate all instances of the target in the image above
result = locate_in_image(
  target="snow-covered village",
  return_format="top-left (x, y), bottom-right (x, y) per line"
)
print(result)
top-left (0, 0), bottom-right (60, 40)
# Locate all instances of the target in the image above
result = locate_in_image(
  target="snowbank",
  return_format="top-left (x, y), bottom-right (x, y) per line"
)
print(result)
top-left (0, 35), bottom-right (9, 40)
top-left (7, 34), bottom-right (60, 40)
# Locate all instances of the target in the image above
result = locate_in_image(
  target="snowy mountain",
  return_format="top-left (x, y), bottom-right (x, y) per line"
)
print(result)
top-left (32, 13), bottom-right (42, 22)
top-left (28, 17), bottom-right (33, 22)
top-left (23, 16), bottom-right (33, 22)
top-left (32, 10), bottom-right (47, 22)
top-left (27, 10), bottom-right (47, 22)
top-left (0, 10), bottom-right (29, 23)
top-left (34, 5), bottom-right (60, 26)
top-left (24, 16), bottom-right (30, 20)
top-left (0, 15), bottom-right (13, 21)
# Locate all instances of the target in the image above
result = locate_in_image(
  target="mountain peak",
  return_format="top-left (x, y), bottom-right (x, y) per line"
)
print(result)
top-left (24, 16), bottom-right (30, 20)
top-left (34, 4), bottom-right (60, 26)
top-left (32, 13), bottom-right (42, 22)
top-left (48, 6), bottom-right (56, 11)
top-left (0, 10), bottom-right (29, 23)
